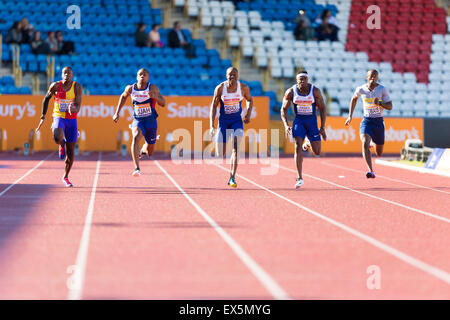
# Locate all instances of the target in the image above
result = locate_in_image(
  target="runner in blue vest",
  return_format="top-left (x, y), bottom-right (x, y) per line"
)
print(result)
top-left (281, 71), bottom-right (327, 189)
top-left (210, 67), bottom-right (253, 188)
top-left (113, 68), bottom-right (166, 176)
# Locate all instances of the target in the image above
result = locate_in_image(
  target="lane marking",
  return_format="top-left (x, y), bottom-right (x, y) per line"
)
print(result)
top-left (279, 164), bottom-right (450, 224)
top-left (321, 161), bottom-right (450, 195)
top-left (67, 152), bottom-right (102, 300)
top-left (213, 164), bottom-right (450, 285)
top-left (155, 160), bottom-right (291, 300)
top-left (0, 152), bottom-right (54, 198)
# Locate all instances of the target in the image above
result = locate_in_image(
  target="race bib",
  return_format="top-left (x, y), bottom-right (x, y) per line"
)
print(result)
top-left (224, 104), bottom-right (240, 114)
top-left (135, 103), bottom-right (152, 117)
top-left (363, 98), bottom-right (382, 117)
top-left (294, 100), bottom-right (313, 115)
top-left (59, 99), bottom-right (72, 112)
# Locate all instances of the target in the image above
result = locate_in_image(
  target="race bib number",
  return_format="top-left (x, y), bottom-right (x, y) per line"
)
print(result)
top-left (363, 98), bottom-right (382, 117)
top-left (135, 103), bottom-right (152, 117)
top-left (224, 104), bottom-right (240, 114)
top-left (296, 105), bottom-right (313, 115)
top-left (59, 99), bottom-right (72, 112)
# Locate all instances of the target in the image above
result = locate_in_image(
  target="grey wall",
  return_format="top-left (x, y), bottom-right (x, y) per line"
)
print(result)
top-left (424, 118), bottom-right (450, 148)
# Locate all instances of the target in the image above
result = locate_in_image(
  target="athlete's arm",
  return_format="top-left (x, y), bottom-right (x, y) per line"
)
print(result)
top-left (113, 85), bottom-right (132, 123)
top-left (149, 84), bottom-right (166, 107)
top-left (345, 93), bottom-right (359, 126)
top-left (374, 97), bottom-right (392, 110)
top-left (314, 87), bottom-right (327, 141)
top-left (280, 88), bottom-right (293, 138)
top-left (209, 84), bottom-right (223, 135)
top-left (241, 83), bottom-right (253, 124)
top-left (70, 82), bottom-right (82, 114)
top-left (35, 82), bottom-right (57, 132)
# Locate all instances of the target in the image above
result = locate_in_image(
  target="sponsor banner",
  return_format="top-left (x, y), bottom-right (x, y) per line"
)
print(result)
top-left (0, 95), bottom-right (269, 152)
top-left (434, 148), bottom-right (450, 173)
top-left (425, 148), bottom-right (445, 169)
top-left (283, 117), bottom-right (424, 154)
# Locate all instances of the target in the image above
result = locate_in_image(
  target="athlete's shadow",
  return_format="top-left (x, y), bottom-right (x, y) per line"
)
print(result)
top-left (0, 183), bottom-right (52, 263)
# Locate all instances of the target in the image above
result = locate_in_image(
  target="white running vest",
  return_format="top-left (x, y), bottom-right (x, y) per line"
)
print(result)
top-left (292, 84), bottom-right (315, 116)
top-left (221, 81), bottom-right (243, 115)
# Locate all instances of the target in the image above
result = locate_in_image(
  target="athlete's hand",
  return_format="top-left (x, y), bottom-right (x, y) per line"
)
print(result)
top-left (373, 97), bottom-right (380, 105)
top-left (284, 126), bottom-right (292, 138)
top-left (35, 118), bottom-right (44, 133)
top-left (112, 113), bottom-right (119, 123)
top-left (345, 116), bottom-right (352, 126)
top-left (320, 127), bottom-right (327, 141)
top-left (209, 127), bottom-right (216, 138)
top-left (243, 112), bottom-right (251, 124)
top-left (69, 103), bottom-right (78, 114)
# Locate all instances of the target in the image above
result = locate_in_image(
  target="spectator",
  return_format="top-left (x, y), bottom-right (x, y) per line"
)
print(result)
top-left (294, 20), bottom-right (308, 41)
top-left (30, 31), bottom-right (51, 54)
top-left (168, 21), bottom-right (195, 57)
top-left (316, 9), bottom-right (339, 41)
top-left (5, 21), bottom-right (23, 44)
top-left (294, 9), bottom-right (315, 40)
top-left (45, 31), bottom-right (59, 53)
top-left (135, 22), bottom-right (149, 47)
top-left (149, 24), bottom-right (163, 48)
top-left (56, 30), bottom-right (75, 54)
top-left (19, 17), bottom-right (35, 44)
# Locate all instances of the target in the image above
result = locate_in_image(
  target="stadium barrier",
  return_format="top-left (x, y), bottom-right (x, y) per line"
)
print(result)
top-left (425, 148), bottom-right (450, 175)
top-left (0, 95), bottom-right (270, 153)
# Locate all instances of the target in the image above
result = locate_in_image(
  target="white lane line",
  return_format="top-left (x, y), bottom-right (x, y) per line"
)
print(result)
top-left (155, 160), bottom-right (291, 300)
top-left (0, 152), bottom-right (54, 198)
top-left (321, 161), bottom-right (450, 195)
top-left (375, 159), bottom-right (450, 178)
top-left (278, 164), bottom-right (450, 224)
top-left (213, 164), bottom-right (450, 285)
top-left (67, 152), bottom-right (102, 300)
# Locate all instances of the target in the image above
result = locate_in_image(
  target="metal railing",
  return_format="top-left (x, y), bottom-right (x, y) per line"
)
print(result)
top-left (11, 43), bottom-right (22, 88)
top-left (46, 55), bottom-right (55, 89)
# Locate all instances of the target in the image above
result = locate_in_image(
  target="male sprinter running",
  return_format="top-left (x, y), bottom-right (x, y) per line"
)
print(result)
top-left (35, 66), bottom-right (82, 187)
top-left (209, 67), bottom-right (253, 188)
top-left (113, 68), bottom-right (165, 176)
top-left (345, 69), bottom-right (392, 178)
top-left (281, 71), bottom-right (327, 189)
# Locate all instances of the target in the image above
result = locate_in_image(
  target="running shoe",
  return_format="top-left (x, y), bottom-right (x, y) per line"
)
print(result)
top-left (59, 142), bottom-right (66, 159)
top-left (228, 176), bottom-right (237, 188)
top-left (62, 177), bottom-right (73, 187)
top-left (295, 178), bottom-right (304, 189)
top-left (302, 137), bottom-right (310, 151)
top-left (139, 148), bottom-right (148, 159)
top-left (366, 171), bottom-right (376, 179)
top-left (132, 169), bottom-right (141, 177)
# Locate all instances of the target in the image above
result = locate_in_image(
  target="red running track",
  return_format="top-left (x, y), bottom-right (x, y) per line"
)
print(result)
top-left (0, 151), bottom-right (448, 299)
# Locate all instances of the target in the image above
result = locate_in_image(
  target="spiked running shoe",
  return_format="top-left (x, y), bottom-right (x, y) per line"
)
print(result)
top-left (62, 177), bottom-right (73, 187)
top-left (59, 142), bottom-right (66, 159)
top-left (366, 171), bottom-right (376, 179)
top-left (295, 178), bottom-right (304, 189)
top-left (228, 176), bottom-right (237, 188)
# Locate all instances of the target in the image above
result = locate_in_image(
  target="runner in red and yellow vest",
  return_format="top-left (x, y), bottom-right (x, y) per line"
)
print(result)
top-left (35, 66), bottom-right (83, 187)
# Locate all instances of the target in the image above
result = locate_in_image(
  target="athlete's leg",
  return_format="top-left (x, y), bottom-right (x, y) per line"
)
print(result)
top-left (375, 144), bottom-right (384, 157)
top-left (230, 136), bottom-right (240, 178)
top-left (52, 128), bottom-right (64, 145)
top-left (64, 142), bottom-right (76, 178)
top-left (294, 136), bottom-right (304, 179)
top-left (360, 133), bottom-right (374, 172)
top-left (310, 140), bottom-right (321, 156)
top-left (131, 126), bottom-right (143, 170)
